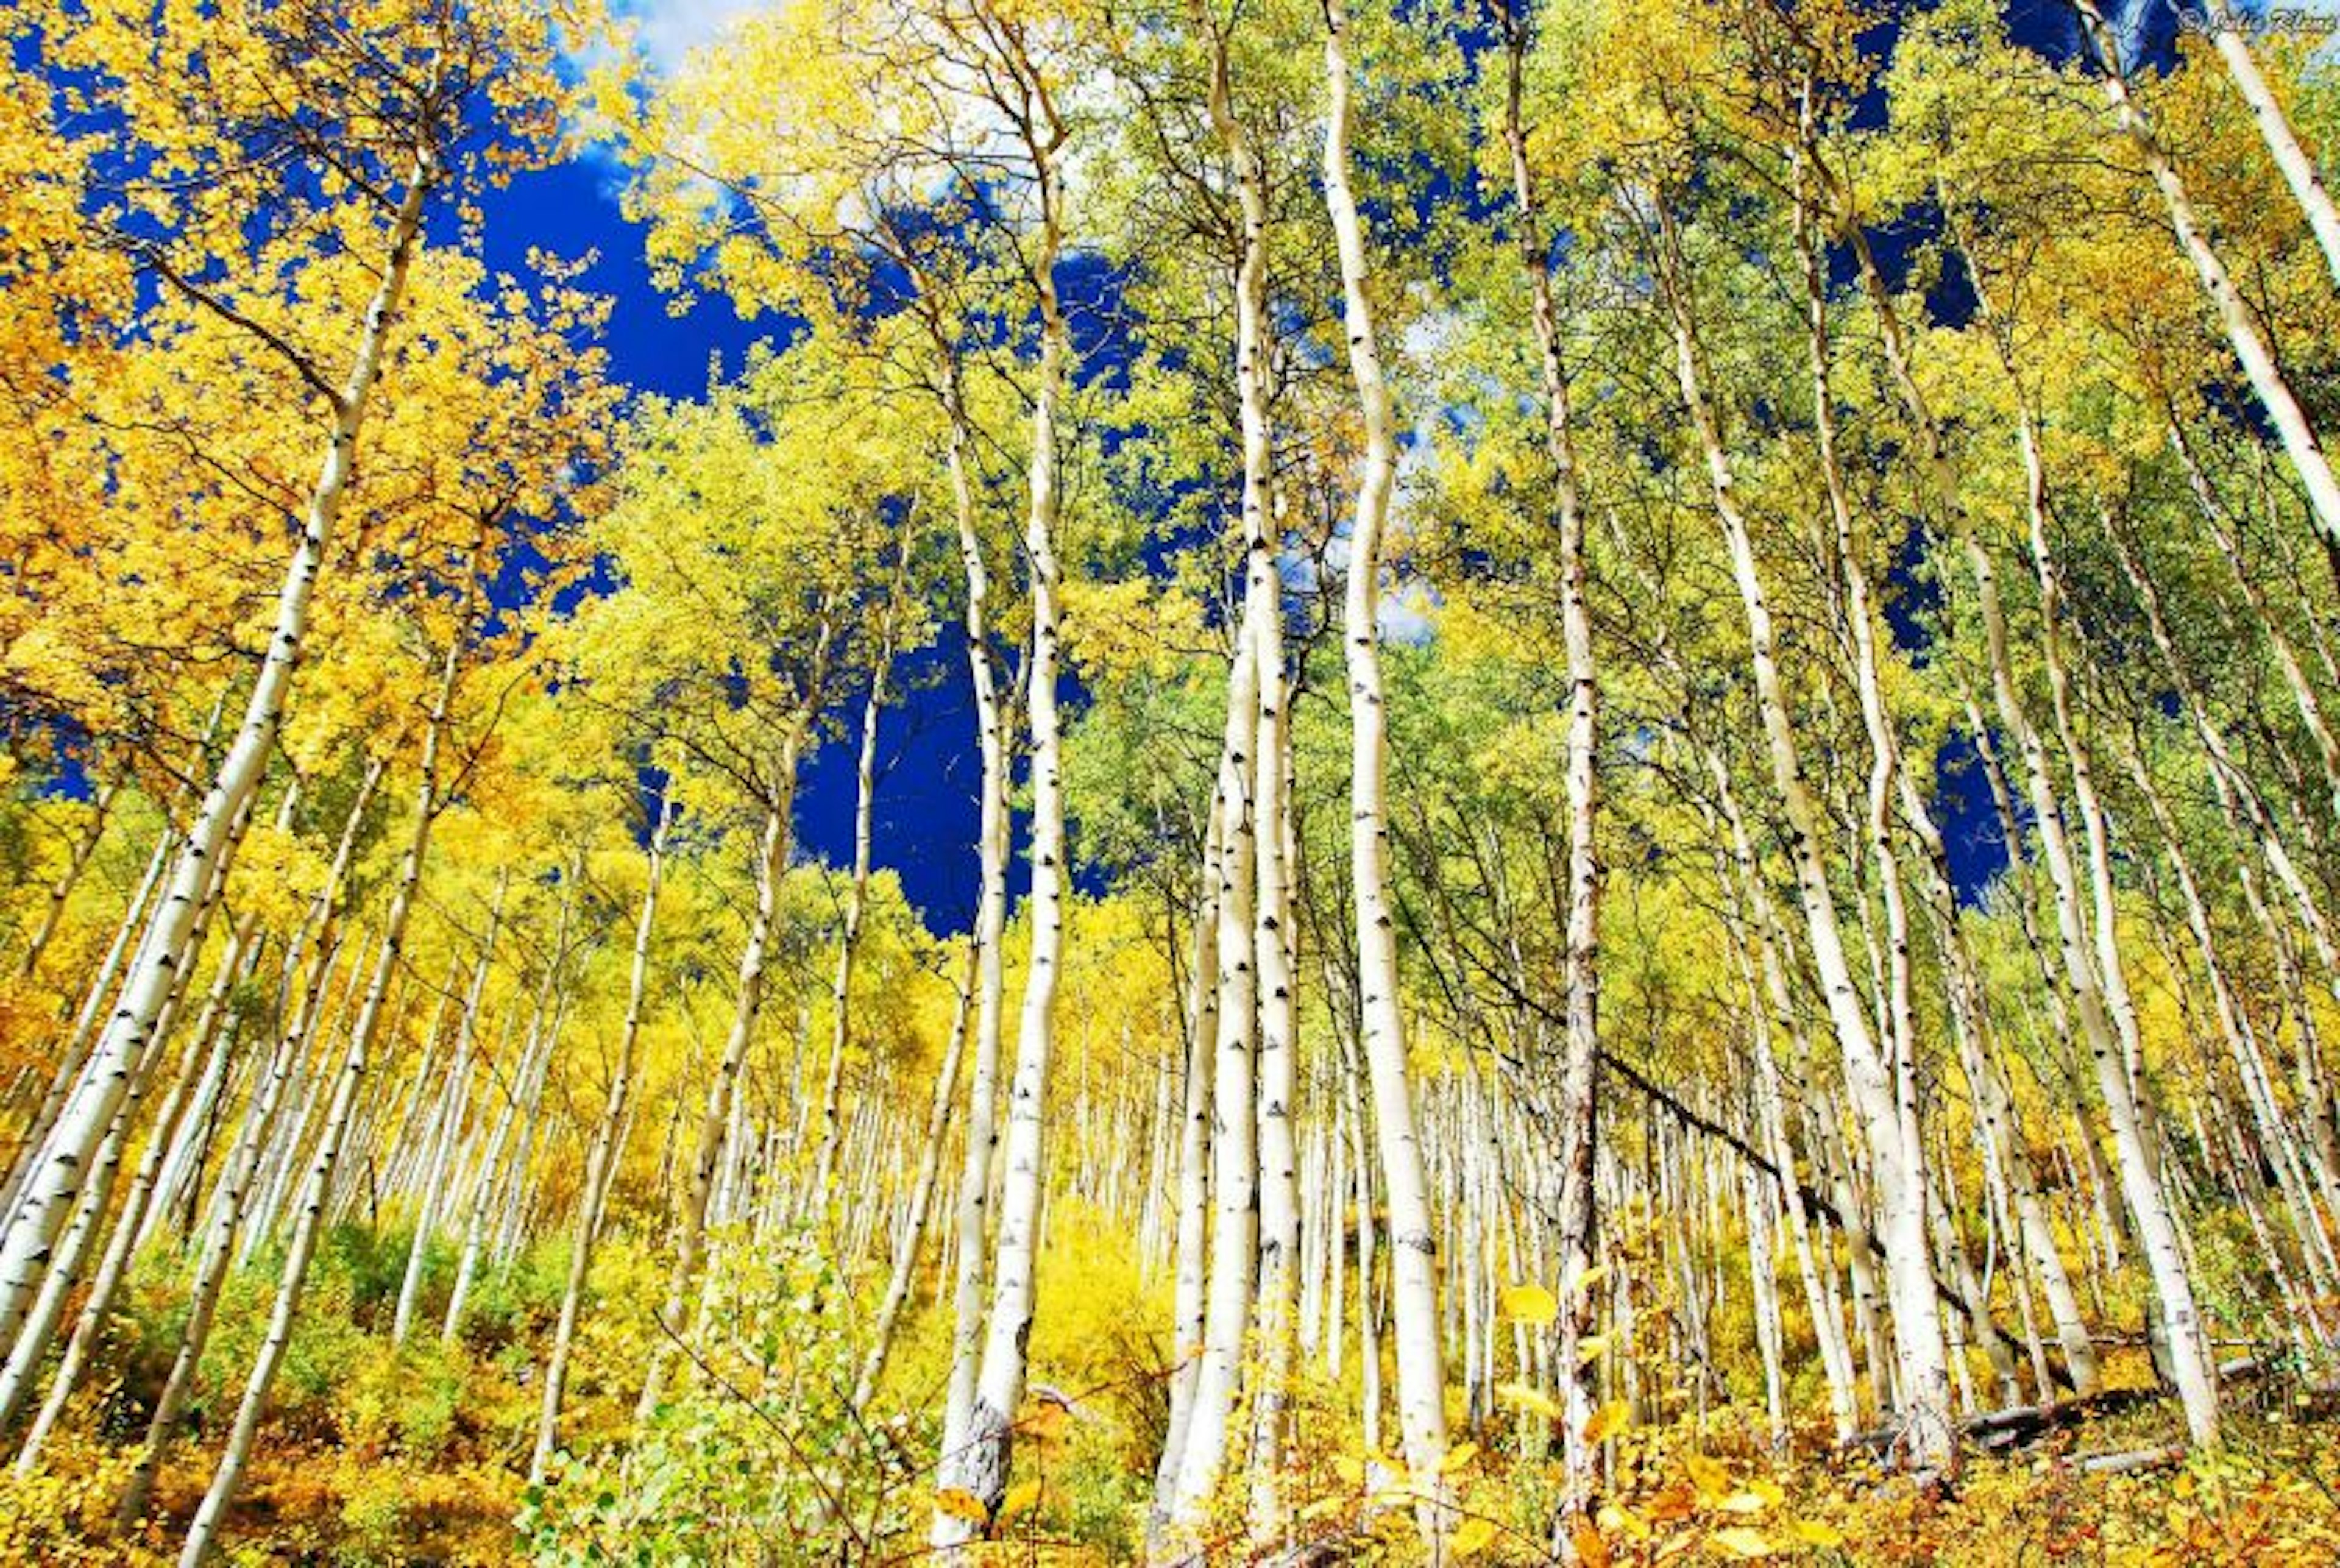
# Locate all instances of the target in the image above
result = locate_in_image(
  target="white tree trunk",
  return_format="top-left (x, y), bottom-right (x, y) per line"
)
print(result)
top-left (1325, 0), bottom-right (1451, 1502)
top-left (637, 778), bottom-right (796, 1421)
top-left (0, 158), bottom-right (434, 1355)
top-left (2072, 0), bottom-right (2340, 572)
top-left (1653, 197), bottom-right (1952, 1472)
top-left (946, 118), bottom-right (1072, 1525)
top-left (532, 800), bottom-right (672, 1480)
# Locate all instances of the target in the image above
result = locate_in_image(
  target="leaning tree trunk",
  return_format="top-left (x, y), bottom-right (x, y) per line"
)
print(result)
top-left (0, 155), bottom-right (435, 1355)
top-left (637, 773), bottom-right (798, 1422)
top-left (850, 946), bottom-right (974, 1413)
top-left (1652, 194), bottom-right (1953, 1474)
top-left (943, 102), bottom-right (1072, 1530)
top-left (1325, 0), bottom-right (1452, 1502)
top-left (445, 871), bottom-right (575, 1345)
top-left (391, 878), bottom-right (503, 1348)
top-left (811, 603), bottom-right (899, 1215)
top-left (2200, 1), bottom-right (2340, 291)
top-left (2072, 0), bottom-right (2340, 576)
top-left (178, 567), bottom-right (468, 1568)
top-left (532, 799), bottom-right (672, 1481)
top-left (113, 758), bottom-right (382, 1530)
top-left (16, 780), bottom-right (116, 985)
top-left (1497, 9), bottom-right (1603, 1523)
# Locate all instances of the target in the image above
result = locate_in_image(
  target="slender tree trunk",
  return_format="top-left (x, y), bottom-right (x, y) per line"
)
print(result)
top-left (1651, 193), bottom-right (1952, 1472)
top-left (532, 800), bottom-right (672, 1480)
top-left (1325, 0), bottom-right (1450, 1501)
top-left (114, 758), bottom-right (381, 1530)
top-left (13, 903), bottom-right (263, 1472)
top-left (445, 872), bottom-right (576, 1345)
top-left (17, 781), bottom-right (117, 984)
top-left (1151, 809), bottom-right (1222, 1538)
top-left (392, 879), bottom-right (503, 1348)
top-left (1169, 630), bottom-right (1260, 1527)
top-left (638, 774), bottom-right (798, 1421)
top-left (0, 157), bottom-right (435, 1354)
top-left (2071, 0), bottom-right (2340, 575)
top-left (178, 564), bottom-right (468, 1567)
top-left (932, 343), bottom-right (1013, 1531)
top-left (813, 612), bottom-right (898, 1212)
top-left (1496, 9), bottom-right (1603, 1528)
top-left (851, 947), bottom-right (973, 1413)
top-left (947, 90), bottom-right (1072, 1524)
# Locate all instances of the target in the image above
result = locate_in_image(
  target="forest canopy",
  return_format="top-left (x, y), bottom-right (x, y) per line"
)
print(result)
top-left (2, 0), bottom-right (2340, 1562)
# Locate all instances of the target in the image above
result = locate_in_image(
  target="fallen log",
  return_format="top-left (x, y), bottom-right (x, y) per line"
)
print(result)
top-left (2072, 1444), bottom-right (2185, 1476)
top-left (1846, 1386), bottom-right (2159, 1455)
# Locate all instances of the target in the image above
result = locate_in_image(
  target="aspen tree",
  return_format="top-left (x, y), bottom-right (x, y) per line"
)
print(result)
top-left (1324, 0), bottom-right (1452, 1500)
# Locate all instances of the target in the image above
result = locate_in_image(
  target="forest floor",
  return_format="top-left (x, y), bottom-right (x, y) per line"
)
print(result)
top-left (14, 1343), bottom-right (2336, 1565)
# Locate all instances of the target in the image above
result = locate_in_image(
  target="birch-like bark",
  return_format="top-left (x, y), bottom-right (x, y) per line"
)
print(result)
top-left (637, 775), bottom-right (796, 1421)
top-left (16, 781), bottom-right (117, 984)
top-left (179, 558), bottom-right (469, 1567)
top-left (850, 946), bottom-right (972, 1413)
top-left (946, 55), bottom-right (1072, 1519)
top-left (812, 612), bottom-right (898, 1211)
top-left (0, 817), bottom-right (172, 1232)
top-left (0, 155), bottom-right (435, 1354)
top-left (1496, 7), bottom-right (1603, 1520)
top-left (1168, 627), bottom-right (1260, 1525)
top-left (1325, 0), bottom-right (1450, 1495)
top-left (1150, 808), bottom-right (1222, 1535)
top-left (391, 878), bottom-right (503, 1347)
top-left (931, 339), bottom-right (1012, 1519)
top-left (1651, 195), bottom-right (1952, 1472)
top-left (445, 871), bottom-right (576, 1344)
top-left (2200, 1), bottom-right (2340, 290)
top-left (115, 759), bottom-right (382, 1529)
top-left (13, 902), bottom-right (264, 1474)
top-left (2168, 419), bottom-right (2340, 822)
top-left (532, 799), bottom-right (672, 1480)
top-left (0, 782), bottom-right (255, 1438)
top-left (2071, 0), bottom-right (2340, 575)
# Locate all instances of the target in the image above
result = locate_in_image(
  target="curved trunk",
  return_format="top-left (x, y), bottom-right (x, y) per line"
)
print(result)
top-left (0, 156), bottom-right (435, 1352)
top-left (1653, 194), bottom-right (1952, 1472)
top-left (532, 800), bottom-right (672, 1480)
top-left (1325, 0), bottom-right (1451, 1502)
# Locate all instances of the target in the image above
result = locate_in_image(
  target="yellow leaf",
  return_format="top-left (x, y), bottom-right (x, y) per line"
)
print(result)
top-left (1710, 1526), bottom-right (1774, 1558)
top-left (1502, 1283), bottom-right (1559, 1325)
top-left (1749, 1478), bottom-right (1785, 1507)
top-left (1452, 1517), bottom-right (1500, 1558)
top-left (1599, 1503), bottom-right (1654, 1541)
top-left (1576, 1334), bottom-right (1611, 1364)
top-left (1570, 1518), bottom-right (1612, 1568)
top-left (998, 1480), bottom-right (1041, 1522)
top-left (1498, 1380), bottom-right (1562, 1418)
top-left (1583, 1398), bottom-right (1633, 1444)
top-left (1718, 1491), bottom-right (1771, 1515)
top-left (1439, 1441), bottom-right (1483, 1475)
top-left (1571, 1263), bottom-right (1611, 1295)
top-left (1683, 1452), bottom-right (1730, 1502)
top-left (934, 1488), bottom-right (988, 1524)
top-left (1792, 1519), bottom-right (1845, 1548)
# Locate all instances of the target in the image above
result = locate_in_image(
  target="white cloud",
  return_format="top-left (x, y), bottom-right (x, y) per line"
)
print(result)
top-left (615, 0), bottom-right (768, 75)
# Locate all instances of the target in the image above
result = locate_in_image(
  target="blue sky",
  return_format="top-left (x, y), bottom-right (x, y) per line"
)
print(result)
top-left (472, 0), bottom-right (2216, 923)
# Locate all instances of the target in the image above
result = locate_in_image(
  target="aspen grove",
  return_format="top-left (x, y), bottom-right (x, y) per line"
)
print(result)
top-left (7, 0), bottom-right (2340, 1561)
